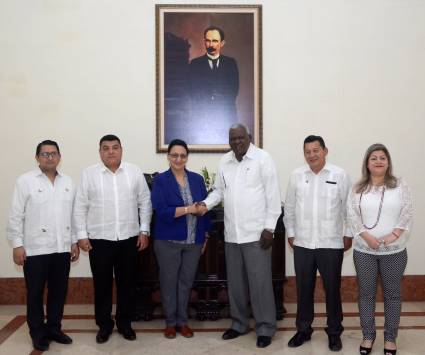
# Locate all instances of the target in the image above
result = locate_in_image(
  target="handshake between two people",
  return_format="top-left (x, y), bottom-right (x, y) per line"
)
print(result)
top-left (185, 202), bottom-right (208, 216)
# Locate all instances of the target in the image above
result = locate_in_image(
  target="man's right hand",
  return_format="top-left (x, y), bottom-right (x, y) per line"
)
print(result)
top-left (13, 247), bottom-right (26, 265)
top-left (194, 202), bottom-right (208, 216)
top-left (287, 237), bottom-right (295, 249)
top-left (78, 238), bottom-right (92, 252)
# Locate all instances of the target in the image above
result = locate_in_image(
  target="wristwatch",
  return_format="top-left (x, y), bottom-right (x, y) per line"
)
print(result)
top-left (141, 231), bottom-right (150, 237)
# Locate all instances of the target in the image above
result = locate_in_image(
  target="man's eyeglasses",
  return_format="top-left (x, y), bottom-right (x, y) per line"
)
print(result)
top-left (39, 152), bottom-right (59, 158)
top-left (168, 153), bottom-right (188, 160)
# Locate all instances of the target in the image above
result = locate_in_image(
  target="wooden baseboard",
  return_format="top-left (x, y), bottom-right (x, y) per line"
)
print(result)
top-left (0, 275), bottom-right (424, 304)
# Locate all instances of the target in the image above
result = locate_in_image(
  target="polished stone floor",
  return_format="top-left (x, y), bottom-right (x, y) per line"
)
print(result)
top-left (0, 303), bottom-right (424, 354)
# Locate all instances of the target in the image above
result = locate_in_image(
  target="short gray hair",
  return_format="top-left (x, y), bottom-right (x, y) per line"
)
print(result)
top-left (229, 123), bottom-right (250, 135)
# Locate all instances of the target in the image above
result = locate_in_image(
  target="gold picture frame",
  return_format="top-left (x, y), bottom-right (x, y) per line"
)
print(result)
top-left (156, 4), bottom-right (262, 152)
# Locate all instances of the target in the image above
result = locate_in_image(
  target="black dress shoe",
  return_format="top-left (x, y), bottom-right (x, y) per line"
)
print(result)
top-left (288, 331), bottom-right (312, 347)
top-left (222, 328), bottom-right (246, 340)
top-left (257, 336), bottom-right (272, 348)
top-left (32, 337), bottom-right (49, 351)
top-left (96, 328), bottom-right (112, 344)
top-left (49, 330), bottom-right (73, 344)
top-left (328, 335), bottom-right (342, 351)
top-left (118, 327), bottom-right (136, 341)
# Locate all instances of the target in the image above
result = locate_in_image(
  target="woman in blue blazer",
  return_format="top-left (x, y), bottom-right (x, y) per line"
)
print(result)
top-left (151, 139), bottom-right (210, 339)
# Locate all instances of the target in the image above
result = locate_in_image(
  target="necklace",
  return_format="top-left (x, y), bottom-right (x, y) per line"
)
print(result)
top-left (359, 186), bottom-right (385, 229)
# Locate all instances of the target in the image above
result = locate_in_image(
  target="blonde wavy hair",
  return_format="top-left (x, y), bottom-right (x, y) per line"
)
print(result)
top-left (355, 143), bottom-right (398, 193)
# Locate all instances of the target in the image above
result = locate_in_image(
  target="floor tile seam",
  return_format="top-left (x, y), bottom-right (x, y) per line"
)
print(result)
top-left (0, 315), bottom-right (26, 346)
top-left (58, 325), bottom-right (425, 333)
top-left (58, 311), bottom-right (425, 319)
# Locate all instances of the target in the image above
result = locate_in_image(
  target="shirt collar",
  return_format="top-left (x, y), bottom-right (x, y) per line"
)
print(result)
top-left (228, 143), bottom-right (255, 163)
top-left (207, 53), bottom-right (220, 60)
top-left (244, 143), bottom-right (256, 159)
top-left (101, 162), bottom-right (124, 174)
top-left (304, 162), bottom-right (330, 175)
top-left (36, 167), bottom-right (62, 177)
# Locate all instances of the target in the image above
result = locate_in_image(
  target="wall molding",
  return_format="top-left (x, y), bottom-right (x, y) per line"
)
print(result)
top-left (1, 275), bottom-right (424, 304)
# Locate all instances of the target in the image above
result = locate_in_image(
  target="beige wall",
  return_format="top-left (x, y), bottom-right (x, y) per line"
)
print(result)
top-left (1, 0), bottom-right (424, 277)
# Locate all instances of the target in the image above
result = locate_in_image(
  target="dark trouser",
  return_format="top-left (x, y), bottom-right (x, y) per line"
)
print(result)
top-left (294, 246), bottom-right (344, 336)
top-left (89, 236), bottom-right (138, 331)
top-left (353, 249), bottom-right (407, 342)
top-left (154, 240), bottom-right (202, 327)
top-left (23, 252), bottom-right (71, 341)
top-left (225, 241), bottom-right (276, 337)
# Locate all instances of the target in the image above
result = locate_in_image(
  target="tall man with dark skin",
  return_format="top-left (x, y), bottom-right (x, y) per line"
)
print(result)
top-left (7, 140), bottom-right (79, 351)
top-left (188, 26), bottom-right (239, 144)
top-left (199, 124), bottom-right (281, 348)
top-left (284, 135), bottom-right (352, 352)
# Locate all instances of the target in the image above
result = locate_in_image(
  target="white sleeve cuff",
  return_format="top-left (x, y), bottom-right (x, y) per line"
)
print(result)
top-left (11, 238), bottom-right (23, 248)
top-left (140, 224), bottom-right (150, 233)
top-left (77, 231), bottom-right (89, 240)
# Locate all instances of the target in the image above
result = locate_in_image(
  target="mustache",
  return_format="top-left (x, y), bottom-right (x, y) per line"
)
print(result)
top-left (206, 47), bottom-right (215, 53)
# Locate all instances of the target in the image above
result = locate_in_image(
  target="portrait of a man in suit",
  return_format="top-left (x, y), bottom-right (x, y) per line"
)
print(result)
top-left (157, 6), bottom-right (261, 151)
top-left (188, 26), bottom-right (239, 144)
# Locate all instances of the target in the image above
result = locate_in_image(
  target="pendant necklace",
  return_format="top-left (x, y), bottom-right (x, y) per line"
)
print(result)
top-left (359, 186), bottom-right (385, 229)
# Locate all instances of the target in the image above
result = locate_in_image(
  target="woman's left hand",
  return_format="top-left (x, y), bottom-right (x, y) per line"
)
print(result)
top-left (378, 233), bottom-right (398, 246)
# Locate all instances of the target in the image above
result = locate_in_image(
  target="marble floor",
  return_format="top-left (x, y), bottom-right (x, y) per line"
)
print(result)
top-left (0, 303), bottom-right (424, 355)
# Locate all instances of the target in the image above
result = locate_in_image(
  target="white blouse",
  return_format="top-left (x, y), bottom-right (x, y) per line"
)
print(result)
top-left (347, 179), bottom-right (413, 255)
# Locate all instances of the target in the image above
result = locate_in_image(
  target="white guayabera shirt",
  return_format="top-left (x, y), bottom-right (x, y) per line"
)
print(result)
top-left (204, 144), bottom-right (282, 244)
top-left (284, 163), bottom-right (351, 249)
top-left (7, 168), bottom-right (76, 256)
top-left (73, 162), bottom-right (152, 241)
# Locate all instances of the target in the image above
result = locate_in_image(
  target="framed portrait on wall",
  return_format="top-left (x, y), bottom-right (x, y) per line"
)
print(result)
top-left (156, 4), bottom-right (262, 152)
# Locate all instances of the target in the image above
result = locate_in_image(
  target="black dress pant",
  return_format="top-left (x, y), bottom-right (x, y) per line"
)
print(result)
top-left (23, 252), bottom-right (71, 341)
top-left (294, 246), bottom-right (344, 336)
top-left (89, 236), bottom-right (137, 331)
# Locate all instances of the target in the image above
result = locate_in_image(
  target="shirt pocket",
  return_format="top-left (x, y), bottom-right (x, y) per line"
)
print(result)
top-left (27, 226), bottom-right (55, 248)
top-left (296, 181), bottom-right (310, 198)
top-left (63, 225), bottom-right (72, 239)
top-left (30, 187), bottom-right (49, 204)
top-left (244, 166), bottom-right (260, 188)
top-left (87, 181), bottom-right (108, 205)
top-left (62, 186), bottom-right (73, 201)
top-left (320, 182), bottom-right (338, 199)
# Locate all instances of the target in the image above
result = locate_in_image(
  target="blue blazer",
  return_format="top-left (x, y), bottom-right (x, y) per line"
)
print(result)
top-left (151, 169), bottom-right (210, 244)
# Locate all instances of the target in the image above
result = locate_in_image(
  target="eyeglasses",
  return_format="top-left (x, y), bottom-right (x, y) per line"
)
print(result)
top-left (168, 153), bottom-right (188, 160)
top-left (39, 152), bottom-right (59, 158)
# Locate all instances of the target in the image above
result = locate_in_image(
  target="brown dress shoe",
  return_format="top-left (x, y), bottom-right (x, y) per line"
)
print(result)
top-left (178, 325), bottom-right (194, 338)
top-left (164, 326), bottom-right (176, 339)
